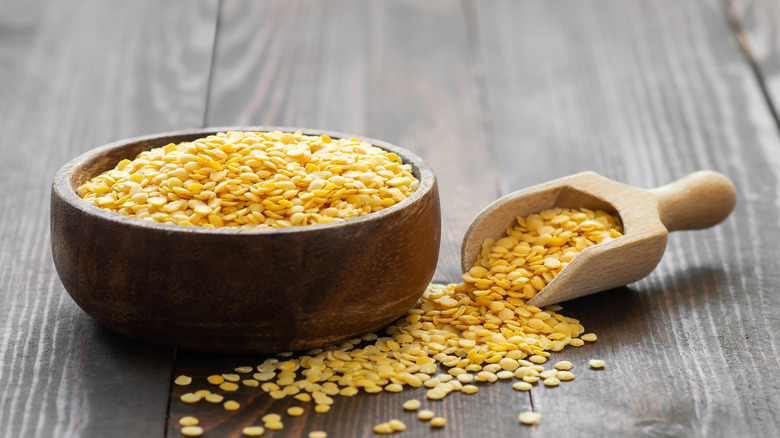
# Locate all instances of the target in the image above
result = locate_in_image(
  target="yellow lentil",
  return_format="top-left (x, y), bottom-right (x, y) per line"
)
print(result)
top-left (235, 366), bottom-right (254, 373)
top-left (265, 421), bottom-right (284, 431)
top-left (373, 423), bottom-right (393, 434)
top-left (461, 384), bottom-right (479, 394)
top-left (589, 359), bottom-right (605, 369)
top-left (204, 393), bottom-right (224, 403)
top-left (557, 371), bottom-right (575, 381)
top-left (430, 417), bottom-right (447, 428)
top-left (207, 375), bottom-right (225, 385)
top-left (581, 333), bottom-right (598, 342)
top-left (80, 131), bottom-right (419, 228)
top-left (388, 419), bottom-right (406, 431)
top-left (403, 399), bottom-right (421, 411)
top-left (242, 426), bottom-right (265, 437)
top-left (518, 411), bottom-right (541, 425)
top-left (426, 388), bottom-right (447, 400)
top-left (178, 416), bottom-right (199, 426)
top-left (220, 382), bottom-right (239, 392)
top-left (181, 426), bottom-right (204, 437)
top-left (554, 361), bottom-right (573, 371)
top-left (287, 406), bottom-right (304, 416)
top-left (315, 404), bottom-right (331, 413)
top-left (224, 400), bottom-right (241, 411)
top-left (543, 377), bottom-right (560, 387)
top-left (309, 432), bottom-right (327, 438)
top-left (223, 374), bottom-right (241, 382)
top-left (262, 414), bottom-right (281, 422)
top-left (418, 410), bottom-right (435, 421)
top-left (180, 393), bottom-right (201, 404)
top-left (512, 381), bottom-right (533, 391)
top-left (496, 370), bottom-right (514, 380)
top-left (457, 373), bottom-right (474, 383)
top-left (174, 375), bottom-right (192, 386)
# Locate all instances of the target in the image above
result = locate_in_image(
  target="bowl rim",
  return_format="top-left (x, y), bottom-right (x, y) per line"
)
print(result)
top-left (52, 126), bottom-right (437, 235)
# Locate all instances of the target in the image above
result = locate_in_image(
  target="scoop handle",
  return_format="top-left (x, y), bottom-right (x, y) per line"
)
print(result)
top-left (648, 170), bottom-right (736, 232)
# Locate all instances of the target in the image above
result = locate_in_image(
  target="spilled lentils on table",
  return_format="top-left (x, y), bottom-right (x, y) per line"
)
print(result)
top-left (172, 206), bottom-right (620, 435)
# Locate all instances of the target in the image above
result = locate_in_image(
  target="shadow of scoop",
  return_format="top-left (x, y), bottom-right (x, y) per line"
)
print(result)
top-left (557, 266), bottom-right (731, 344)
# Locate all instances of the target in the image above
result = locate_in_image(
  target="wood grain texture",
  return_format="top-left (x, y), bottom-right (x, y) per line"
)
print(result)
top-left (476, 0), bottom-right (780, 436)
top-left (0, 0), bottom-right (218, 436)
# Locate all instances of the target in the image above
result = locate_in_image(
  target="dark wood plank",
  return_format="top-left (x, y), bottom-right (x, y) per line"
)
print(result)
top-left (476, 0), bottom-right (780, 436)
top-left (0, 0), bottom-right (218, 436)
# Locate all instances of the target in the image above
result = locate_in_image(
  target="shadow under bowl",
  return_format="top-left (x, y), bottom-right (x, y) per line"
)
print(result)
top-left (50, 127), bottom-right (441, 354)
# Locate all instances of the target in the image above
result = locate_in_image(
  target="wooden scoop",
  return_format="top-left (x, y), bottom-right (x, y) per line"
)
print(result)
top-left (461, 171), bottom-right (736, 307)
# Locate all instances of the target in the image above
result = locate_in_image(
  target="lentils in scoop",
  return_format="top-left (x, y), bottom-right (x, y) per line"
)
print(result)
top-left (79, 131), bottom-right (419, 228)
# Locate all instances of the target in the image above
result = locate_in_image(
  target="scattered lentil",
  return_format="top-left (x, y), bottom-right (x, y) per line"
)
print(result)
top-left (389, 419), bottom-right (406, 431)
top-left (581, 333), bottom-right (598, 342)
top-left (204, 393), bottom-right (224, 403)
top-left (403, 399), bottom-right (421, 411)
top-left (180, 393), bottom-right (201, 404)
top-left (220, 382), bottom-right (239, 392)
top-left (207, 375), bottom-right (225, 385)
top-left (174, 375), bottom-right (192, 386)
top-left (224, 400), bottom-right (241, 411)
top-left (178, 416), bottom-right (199, 426)
top-left (430, 417), bottom-right (447, 428)
top-left (309, 432), bottom-right (327, 438)
top-left (181, 426), bottom-right (204, 437)
top-left (554, 361), bottom-right (573, 371)
top-left (518, 411), bottom-right (541, 425)
top-left (287, 406), bottom-right (304, 416)
top-left (461, 384), bottom-right (479, 394)
top-left (512, 381), bottom-right (533, 391)
top-left (418, 410), bottom-right (435, 421)
top-left (373, 423), bottom-right (394, 434)
top-left (557, 371), bottom-right (575, 381)
top-left (242, 426), bottom-right (265, 437)
top-left (589, 359), bottom-right (605, 369)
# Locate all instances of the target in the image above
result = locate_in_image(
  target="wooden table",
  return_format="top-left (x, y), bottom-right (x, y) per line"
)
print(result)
top-left (2, 0), bottom-right (779, 436)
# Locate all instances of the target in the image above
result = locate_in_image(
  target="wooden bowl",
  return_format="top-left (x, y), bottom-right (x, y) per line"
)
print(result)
top-left (50, 127), bottom-right (441, 354)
